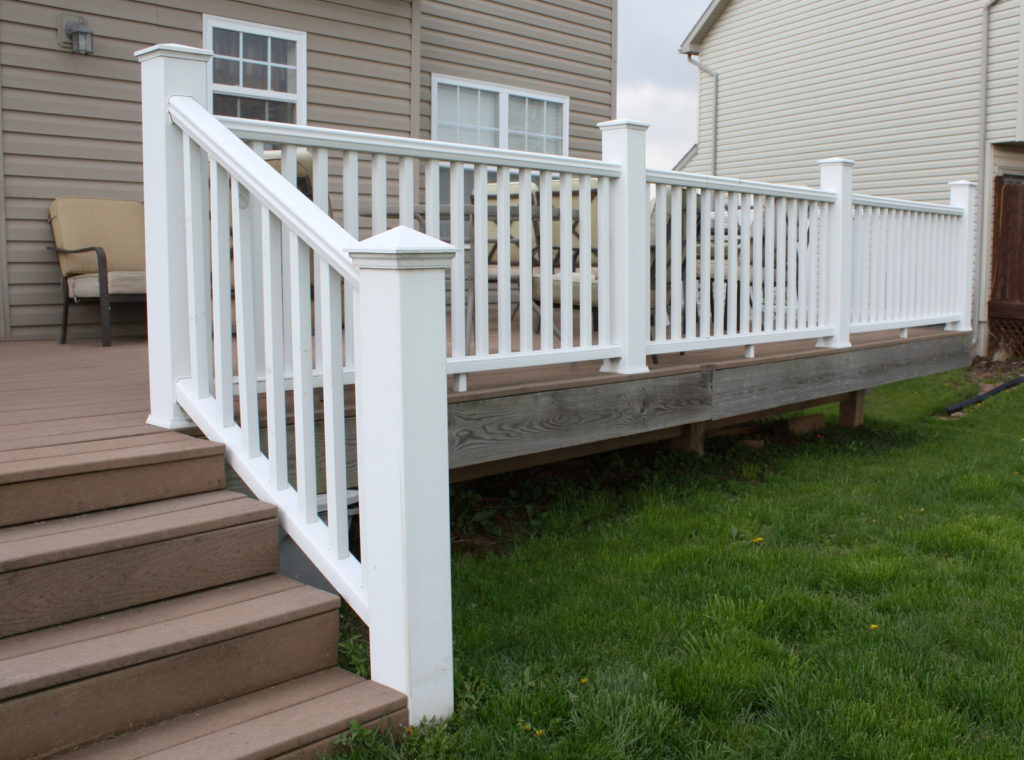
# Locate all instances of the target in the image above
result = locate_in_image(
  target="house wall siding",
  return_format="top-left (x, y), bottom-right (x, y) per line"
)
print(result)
top-left (686, 0), bottom-right (1019, 204)
top-left (418, 0), bottom-right (615, 159)
top-left (0, 0), bottom-right (414, 339)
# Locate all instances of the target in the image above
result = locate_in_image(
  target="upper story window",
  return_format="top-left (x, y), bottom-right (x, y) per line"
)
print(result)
top-left (431, 75), bottom-right (569, 155)
top-left (203, 15), bottom-right (307, 124)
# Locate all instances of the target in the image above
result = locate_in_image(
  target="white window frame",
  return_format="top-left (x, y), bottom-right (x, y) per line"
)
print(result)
top-left (203, 14), bottom-right (308, 125)
top-left (431, 74), bottom-right (570, 156)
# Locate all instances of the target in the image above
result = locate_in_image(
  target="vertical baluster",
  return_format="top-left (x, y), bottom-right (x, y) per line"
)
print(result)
top-left (539, 170), bottom-right (554, 350)
top-left (751, 195), bottom-right (764, 334)
top-left (246, 142), bottom-right (267, 377)
top-left (700, 188), bottom-right (713, 337)
top-left (518, 169), bottom-right (534, 351)
top-left (579, 175), bottom-right (593, 347)
top-left (880, 208), bottom-right (891, 323)
top-left (311, 148), bottom-right (329, 372)
top-left (342, 151), bottom-right (359, 371)
top-left (279, 145), bottom-right (298, 375)
top-left (232, 182), bottom-right (260, 458)
top-left (713, 190), bottom-right (726, 336)
top-left (873, 206), bottom-right (884, 324)
top-left (497, 166), bottom-right (512, 354)
top-left (797, 200), bottom-right (809, 329)
top-left (670, 186), bottom-right (683, 342)
top-left (685, 187), bottom-right (697, 340)
top-left (210, 162), bottom-right (233, 426)
top-left (740, 193), bottom-right (752, 335)
top-left (726, 192), bottom-right (739, 335)
top-left (597, 176), bottom-right (611, 345)
top-left (763, 197), bottom-right (775, 332)
top-left (183, 134), bottom-right (212, 398)
top-left (654, 184), bottom-right (668, 341)
top-left (425, 159), bottom-right (440, 238)
top-left (807, 202), bottom-right (819, 328)
top-left (559, 173), bottom-right (574, 346)
top-left (371, 153), bottom-right (387, 235)
top-left (473, 164), bottom-right (489, 354)
top-left (774, 196), bottom-right (786, 330)
top-left (319, 261), bottom-right (349, 558)
top-left (786, 199), bottom-right (798, 330)
top-left (450, 163), bottom-right (467, 389)
top-left (910, 212), bottom-right (921, 319)
top-left (261, 208), bottom-right (288, 490)
top-left (399, 156), bottom-right (415, 228)
top-left (289, 231), bottom-right (316, 522)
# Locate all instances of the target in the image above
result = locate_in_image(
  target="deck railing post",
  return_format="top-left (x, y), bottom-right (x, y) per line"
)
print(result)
top-left (350, 226), bottom-right (456, 725)
top-left (136, 44), bottom-right (212, 428)
top-left (947, 180), bottom-right (977, 332)
top-left (599, 120), bottom-right (651, 374)
top-left (817, 158), bottom-right (855, 348)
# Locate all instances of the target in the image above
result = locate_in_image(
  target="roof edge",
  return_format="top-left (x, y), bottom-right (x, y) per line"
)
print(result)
top-left (679, 0), bottom-right (732, 54)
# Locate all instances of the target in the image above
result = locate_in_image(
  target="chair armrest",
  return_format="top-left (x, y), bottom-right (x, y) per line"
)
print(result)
top-left (50, 245), bottom-right (110, 300)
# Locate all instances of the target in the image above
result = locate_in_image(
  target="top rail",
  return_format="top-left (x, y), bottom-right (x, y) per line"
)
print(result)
top-left (647, 168), bottom-right (836, 203)
top-left (852, 193), bottom-right (964, 216)
top-left (168, 96), bottom-right (361, 284)
top-left (221, 116), bottom-right (622, 178)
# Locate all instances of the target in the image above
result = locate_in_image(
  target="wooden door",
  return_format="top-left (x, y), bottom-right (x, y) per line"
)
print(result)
top-left (988, 175), bottom-right (1024, 354)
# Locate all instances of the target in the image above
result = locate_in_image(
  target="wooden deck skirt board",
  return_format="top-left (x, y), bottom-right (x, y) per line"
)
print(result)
top-left (446, 331), bottom-right (973, 474)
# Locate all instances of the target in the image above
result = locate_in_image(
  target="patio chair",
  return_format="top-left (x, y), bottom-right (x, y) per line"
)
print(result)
top-left (49, 197), bottom-right (146, 347)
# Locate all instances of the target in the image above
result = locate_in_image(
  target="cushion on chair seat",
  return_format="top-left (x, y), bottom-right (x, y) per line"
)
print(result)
top-left (67, 271), bottom-right (146, 300)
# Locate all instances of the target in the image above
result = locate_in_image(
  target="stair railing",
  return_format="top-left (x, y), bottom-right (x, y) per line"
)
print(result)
top-left (138, 44), bottom-right (454, 724)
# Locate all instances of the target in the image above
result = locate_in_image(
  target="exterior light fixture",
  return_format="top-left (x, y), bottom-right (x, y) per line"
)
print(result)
top-left (63, 19), bottom-right (93, 55)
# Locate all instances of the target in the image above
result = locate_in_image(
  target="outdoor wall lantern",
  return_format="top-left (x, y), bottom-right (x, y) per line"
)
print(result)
top-left (58, 15), bottom-right (93, 55)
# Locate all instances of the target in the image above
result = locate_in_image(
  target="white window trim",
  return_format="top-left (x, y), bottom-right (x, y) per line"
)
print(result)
top-left (431, 74), bottom-right (570, 156)
top-left (203, 14), bottom-right (308, 125)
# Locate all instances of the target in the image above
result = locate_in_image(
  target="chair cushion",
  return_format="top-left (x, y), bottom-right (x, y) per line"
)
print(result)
top-left (67, 271), bottom-right (146, 300)
top-left (50, 197), bottom-right (145, 277)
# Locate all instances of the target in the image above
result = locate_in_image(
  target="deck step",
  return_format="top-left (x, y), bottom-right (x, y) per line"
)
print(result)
top-left (0, 433), bottom-right (226, 526)
top-left (0, 575), bottom-right (340, 760)
top-left (0, 492), bottom-right (279, 637)
top-left (58, 669), bottom-right (407, 760)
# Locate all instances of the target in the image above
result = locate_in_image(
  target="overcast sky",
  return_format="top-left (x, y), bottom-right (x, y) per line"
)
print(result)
top-left (617, 0), bottom-right (712, 169)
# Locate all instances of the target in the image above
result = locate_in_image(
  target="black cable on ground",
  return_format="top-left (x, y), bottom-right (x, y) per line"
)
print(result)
top-left (946, 375), bottom-right (1024, 415)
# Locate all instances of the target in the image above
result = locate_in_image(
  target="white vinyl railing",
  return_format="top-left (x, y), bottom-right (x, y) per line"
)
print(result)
top-left (138, 44), bottom-right (454, 725)
top-left (223, 117), bottom-right (622, 387)
top-left (137, 43), bottom-right (978, 729)
top-left (850, 194), bottom-right (967, 333)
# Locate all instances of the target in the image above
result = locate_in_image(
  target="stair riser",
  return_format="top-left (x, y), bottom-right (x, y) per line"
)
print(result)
top-left (3, 611), bottom-right (339, 760)
top-left (0, 457), bottom-right (226, 526)
top-left (275, 710), bottom-right (410, 759)
top-left (0, 520), bottom-right (279, 637)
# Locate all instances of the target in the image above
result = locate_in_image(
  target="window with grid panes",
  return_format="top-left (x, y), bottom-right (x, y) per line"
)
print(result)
top-left (204, 16), bottom-right (307, 124)
top-left (432, 75), bottom-right (568, 155)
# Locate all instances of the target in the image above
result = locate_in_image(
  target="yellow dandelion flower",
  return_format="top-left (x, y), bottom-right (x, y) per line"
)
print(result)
top-left (535, 729), bottom-right (545, 737)
top-left (870, 624), bottom-right (879, 630)
top-left (581, 677), bottom-right (589, 684)
top-left (752, 537), bottom-right (765, 544)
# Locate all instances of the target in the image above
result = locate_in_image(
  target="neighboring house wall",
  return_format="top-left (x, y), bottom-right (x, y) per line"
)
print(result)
top-left (685, 0), bottom-right (1019, 202)
top-left (0, 0), bottom-right (614, 340)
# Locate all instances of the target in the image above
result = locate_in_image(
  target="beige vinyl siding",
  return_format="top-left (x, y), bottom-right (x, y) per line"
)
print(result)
top-left (0, 0), bottom-right (413, 339)
top-left (687, 0), bottom-right (1017, 204)
top-left (418, 0), bottom-right (614, 159)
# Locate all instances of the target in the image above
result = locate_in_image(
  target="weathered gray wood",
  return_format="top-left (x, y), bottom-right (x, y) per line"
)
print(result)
top-left (711, 333), bottom-right (971, 421)
top-left (448, 367), bottom-right (713, 468)
top-left (839, 390), bottom-right (867, 428)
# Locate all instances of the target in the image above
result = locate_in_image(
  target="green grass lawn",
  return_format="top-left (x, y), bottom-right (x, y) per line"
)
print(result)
top-left (332, 366), bottom-right (1024, 759)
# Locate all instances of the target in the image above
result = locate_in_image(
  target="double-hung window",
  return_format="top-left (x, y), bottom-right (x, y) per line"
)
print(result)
top-left (203, 15), bottom-right (307, 124)
top-left (432, 75), bottom-right (569, 155)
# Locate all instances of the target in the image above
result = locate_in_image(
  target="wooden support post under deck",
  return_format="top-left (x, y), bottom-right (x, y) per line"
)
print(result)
top-left (671, 421), bottom-right (705, 456)
top-left (839, 390), bottom-right (866, 428)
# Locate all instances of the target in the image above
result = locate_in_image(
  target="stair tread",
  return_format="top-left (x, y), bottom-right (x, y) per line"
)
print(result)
top-left (0, 491), bottom-right (273, 570)
top-left (60, 670), bottom-right (406, 760)
top-left (0, 431), bottom-right (189, 465)
top-left (0, 436), bottom-right (225, 485)
top-left (0, 575), bottom-right (339, 701)
top-left (0, 412), bottom-right (152, 451)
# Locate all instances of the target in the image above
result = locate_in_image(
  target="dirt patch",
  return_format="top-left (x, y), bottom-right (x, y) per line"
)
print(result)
top-left (967, 357), bottom-right (1024, 393)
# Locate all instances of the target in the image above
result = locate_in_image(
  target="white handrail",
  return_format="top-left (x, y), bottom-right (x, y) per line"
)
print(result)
top-left (647, 167), bottom-right (836, 203)
top-left (852, 193), bottom-right (963, 216)
top-left (222, 116), bottom-right (622, 177)
top-left (168, 96), bottom-right (361, 285)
